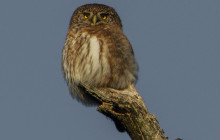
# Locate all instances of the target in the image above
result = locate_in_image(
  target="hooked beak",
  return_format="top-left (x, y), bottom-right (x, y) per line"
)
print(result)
top-left (92, 15), bottom-right (97, 24)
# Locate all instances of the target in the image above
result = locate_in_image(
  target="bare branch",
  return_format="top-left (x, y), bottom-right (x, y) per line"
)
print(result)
top-left (84, 83), bottom-right (168, 140)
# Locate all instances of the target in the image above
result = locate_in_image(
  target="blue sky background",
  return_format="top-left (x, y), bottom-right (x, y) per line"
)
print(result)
top-left (0, 0), bottom-right (220, 140)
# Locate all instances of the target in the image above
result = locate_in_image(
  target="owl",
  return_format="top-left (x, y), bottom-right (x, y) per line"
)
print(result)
top-left (62, 4), bottom-right (138, 105)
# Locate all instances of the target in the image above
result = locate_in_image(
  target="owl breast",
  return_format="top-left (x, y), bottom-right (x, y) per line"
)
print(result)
top-left (63, 32), bottom-right (112, 89)
top-left (63, 28), bottom-right (137, 91)
top-left (75, 34), bottom-right (111, 87)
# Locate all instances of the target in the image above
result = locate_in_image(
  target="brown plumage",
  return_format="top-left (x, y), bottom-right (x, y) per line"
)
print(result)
top-left (62, 4), bottom-right (138, 105)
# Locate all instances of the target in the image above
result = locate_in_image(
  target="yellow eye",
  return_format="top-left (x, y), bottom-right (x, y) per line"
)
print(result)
top-left (84, 15), bottom-right (88, 19)
top-left (100, 13), bottom-right (109, 20)
top-left (83, 12), bottom-right (90, 19)
top-left (102, 15), bottom-right (107, 19)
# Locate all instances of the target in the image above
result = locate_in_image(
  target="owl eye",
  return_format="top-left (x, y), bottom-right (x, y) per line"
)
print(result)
top-left (83, 12), bottom-right (90, 19)
top-left (100, 13), bottom-right (109, 20)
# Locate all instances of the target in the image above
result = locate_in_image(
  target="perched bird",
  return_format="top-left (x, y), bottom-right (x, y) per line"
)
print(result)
top-left (62, 4), bottom-right (138, 105)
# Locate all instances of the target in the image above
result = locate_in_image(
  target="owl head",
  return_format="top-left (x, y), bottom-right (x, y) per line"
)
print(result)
top-left (69, 4), bottom-right (122, 28)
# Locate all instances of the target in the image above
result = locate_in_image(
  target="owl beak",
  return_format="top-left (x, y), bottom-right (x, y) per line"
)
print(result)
top-left (92, 15), bottom-right (97, 24)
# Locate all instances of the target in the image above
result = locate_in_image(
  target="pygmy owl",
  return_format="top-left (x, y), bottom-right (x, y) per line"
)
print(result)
top-left (62, 4), bottom-right (138, 105)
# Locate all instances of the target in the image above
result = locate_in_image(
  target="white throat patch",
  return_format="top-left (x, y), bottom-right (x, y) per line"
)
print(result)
top-left (89, 36), bottom-right (100, 70)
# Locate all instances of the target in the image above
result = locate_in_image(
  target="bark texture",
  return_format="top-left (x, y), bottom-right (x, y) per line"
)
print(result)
top-left (84, 83), bottom-right (168, 140)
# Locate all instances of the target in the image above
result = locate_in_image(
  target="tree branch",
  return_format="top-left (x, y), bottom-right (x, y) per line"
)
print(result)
top-left (85, 83), bottom-right (168, 140)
